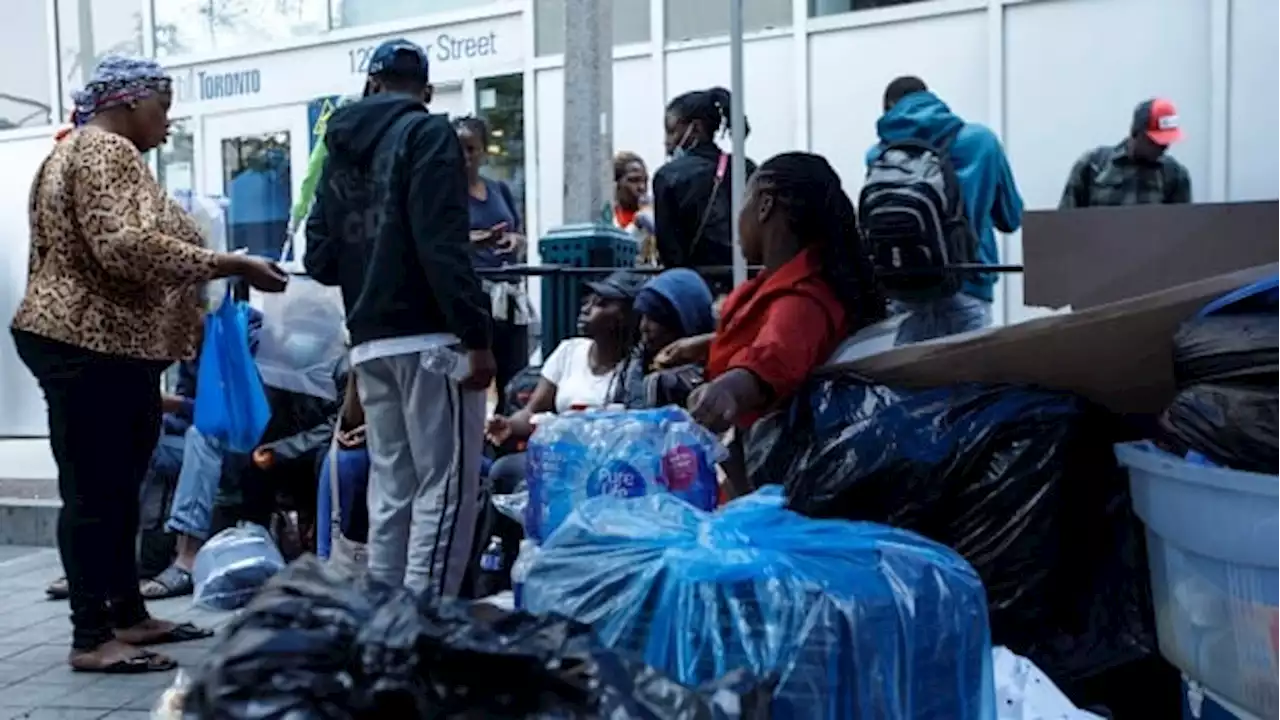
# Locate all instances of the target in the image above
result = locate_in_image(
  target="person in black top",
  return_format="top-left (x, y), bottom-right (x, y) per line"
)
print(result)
top-left (305, 39), bottom-right (495, 598)
top-left (651, 87), bottom-right (756, 292)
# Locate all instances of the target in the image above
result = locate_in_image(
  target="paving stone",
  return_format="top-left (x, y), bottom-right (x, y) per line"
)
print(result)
top-left (0, 548), bottom-right (232, 716)
top-left (1, 710), bottom-right (107, 720)
top-left (0, 682), bottom-right (72, 708)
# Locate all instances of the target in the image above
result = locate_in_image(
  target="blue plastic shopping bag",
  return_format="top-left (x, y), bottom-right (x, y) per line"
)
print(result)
top-left (194, 295), bottom-right (271, 452)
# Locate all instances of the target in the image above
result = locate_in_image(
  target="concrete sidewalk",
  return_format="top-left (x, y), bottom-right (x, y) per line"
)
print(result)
top-left (0, 546), bottom-right (232, 719)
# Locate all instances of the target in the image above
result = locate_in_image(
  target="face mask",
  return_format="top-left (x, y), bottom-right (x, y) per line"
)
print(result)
top-left (670, 125), bottom-right (694, 159)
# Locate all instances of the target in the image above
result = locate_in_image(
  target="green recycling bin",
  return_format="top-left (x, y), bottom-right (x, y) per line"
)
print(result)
top-left (537, 223), bottom-right (638, 357)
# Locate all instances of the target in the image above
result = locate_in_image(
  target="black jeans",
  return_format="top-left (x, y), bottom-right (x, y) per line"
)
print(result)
top-left (13, 330), bottom-right (165, 650)
top-left (492, 318), bottom-right (529, 415)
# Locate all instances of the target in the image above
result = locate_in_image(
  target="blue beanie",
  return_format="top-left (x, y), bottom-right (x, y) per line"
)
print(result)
top-left (636, 269), bottom-right (714, 337)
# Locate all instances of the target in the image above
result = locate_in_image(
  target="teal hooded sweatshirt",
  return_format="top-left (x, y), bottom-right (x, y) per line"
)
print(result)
top-left (865, 91), bottom-right (1023, 303)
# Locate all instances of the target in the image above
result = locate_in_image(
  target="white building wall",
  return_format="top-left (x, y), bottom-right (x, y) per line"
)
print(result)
top-left (0, 0), bottom-right (1276, 474)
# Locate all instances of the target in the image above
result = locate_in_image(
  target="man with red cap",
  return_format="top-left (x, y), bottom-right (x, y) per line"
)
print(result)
top-left (1059, 98), bottom-right (1192, 208)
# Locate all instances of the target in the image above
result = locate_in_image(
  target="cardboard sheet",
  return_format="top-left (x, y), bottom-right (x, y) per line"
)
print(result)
top-left (1022, 201), bottom-right (1279, 310)
top-left (823, 264), bottom-right (1278, 415)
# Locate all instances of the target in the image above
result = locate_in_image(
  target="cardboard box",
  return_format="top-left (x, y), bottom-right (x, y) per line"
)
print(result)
top-left (1022, 201), bottom-right (1279, 310)
top-left (823, 264), bottom-right (1278, 416)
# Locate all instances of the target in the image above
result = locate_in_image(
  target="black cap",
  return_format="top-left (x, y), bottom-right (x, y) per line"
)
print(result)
top-left (584, 271), bottom-right (647, 302)
top-left (367, 38), bottom-right (429, 82)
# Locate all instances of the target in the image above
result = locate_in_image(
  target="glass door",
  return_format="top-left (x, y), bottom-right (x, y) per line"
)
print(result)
top-left (475, 74), bottom-right (525, 230)
top-left (202, 107), bottom-right (310, 264)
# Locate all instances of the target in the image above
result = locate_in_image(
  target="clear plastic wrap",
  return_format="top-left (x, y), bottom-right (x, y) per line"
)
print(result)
top-left (492, 484), bottom-right (529, 525)
top-left (193, 522), bottom-right (286, 611)
top-left (172, 190), bottom-right (232, 310)
top-left (523, 487), bottom-right (995, 720)
top-left (154, 670), bottom-right (192, 719)
top-left (253, 275), bottom-right (348, 401)
top-left (525, 406), bottom-right (725, 543)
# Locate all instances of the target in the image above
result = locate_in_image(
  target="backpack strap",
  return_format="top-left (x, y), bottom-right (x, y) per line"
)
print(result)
top-left (687, 152), bottom-right (730, 259)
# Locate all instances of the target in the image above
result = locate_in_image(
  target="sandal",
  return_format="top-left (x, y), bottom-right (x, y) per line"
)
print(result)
top-left (46, 576), bottom-right (69, 601)
top-left (139, 565), bottom-right (194, 600)
top-left (70, 647), bottom-right (177, 674)
top-left (117, 621), bottom-right (214, 647)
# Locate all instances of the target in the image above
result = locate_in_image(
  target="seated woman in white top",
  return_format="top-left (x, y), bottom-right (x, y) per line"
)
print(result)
top-left (486, 270), bottom-right (647, 448)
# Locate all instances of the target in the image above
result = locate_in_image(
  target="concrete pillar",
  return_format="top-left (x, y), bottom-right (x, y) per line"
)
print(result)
top-left (561, 0), bottom-right (613, 224)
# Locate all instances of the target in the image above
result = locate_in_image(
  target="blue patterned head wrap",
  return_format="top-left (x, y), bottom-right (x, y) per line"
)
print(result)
top-left (71, 55), bottom-right (172, 127)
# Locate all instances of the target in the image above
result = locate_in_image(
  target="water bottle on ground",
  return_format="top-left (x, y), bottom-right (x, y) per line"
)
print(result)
top-left (511, 539), bottom-right (537, 610)
top-left (475, 535), bottom-right (506, 598)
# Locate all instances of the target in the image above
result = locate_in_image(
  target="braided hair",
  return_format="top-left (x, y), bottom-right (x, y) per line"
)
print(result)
top-left (667, 86), bottom-right (751, 142)
top-left (754, 152), bottom-right (887, 329)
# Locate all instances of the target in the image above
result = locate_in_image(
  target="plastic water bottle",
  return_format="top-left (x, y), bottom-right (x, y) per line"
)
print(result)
top-left (588, 415), bottom-right (658, 500)
top-left (528, 415), bottom-right (588, 542)
top-left (511, 539), bottom-right (537, 610)
top-left (476, 535), bottom-right (505, 598)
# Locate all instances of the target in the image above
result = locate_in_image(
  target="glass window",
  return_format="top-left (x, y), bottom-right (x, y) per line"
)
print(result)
top-left (153, 0), bottom-right (328, 58)
top-left (534, 0), bottom-right (650, 56)
top-left (664, 0), bottom-right (790, 42)
top-left (57, 0), bottom-right (146, 122)
top-left (158, 118), bottom-right (196, 197)
top-left (222, 131), bottom-right (293, 259)
top-left (0, 1), bottom-right (56, 128)
top-left (330, 0), bottom-right (498, 30)
top-left (810, 0), bottom-right (931, 17)
top-left (475, 74), bottom-right (525, 225)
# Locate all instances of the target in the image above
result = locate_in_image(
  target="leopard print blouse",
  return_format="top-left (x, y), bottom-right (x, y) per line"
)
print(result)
top-left (11, 128), bottom-right (221, 361)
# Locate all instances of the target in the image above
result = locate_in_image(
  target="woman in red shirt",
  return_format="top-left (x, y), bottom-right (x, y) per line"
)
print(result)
top-left (657, 152), bottom-right (886, 433)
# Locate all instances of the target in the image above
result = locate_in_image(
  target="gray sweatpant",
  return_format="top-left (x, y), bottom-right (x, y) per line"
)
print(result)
top-left (355, 352), bottom-right (485, 598)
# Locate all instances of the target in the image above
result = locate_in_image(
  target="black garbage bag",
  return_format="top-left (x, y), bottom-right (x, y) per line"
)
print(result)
top-left (185, 557), bottom-right (389, 719)
top-left (1173, 314), bottom-right (1278, 387)
top-left (779, 379), bottom-right (1154, 685)
top-left (743, 411), bottom-right (792, 491)
top-left (1159, 384), bottom-right (1279, 473)
top-left (188, 556), bottom-right (773, 720)
top-left (357, 591), bottom-right (774, 719)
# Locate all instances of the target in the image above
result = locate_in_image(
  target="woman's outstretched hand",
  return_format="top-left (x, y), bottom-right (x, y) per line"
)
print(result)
top-left (236, 256), bottom-right (289, 292)
top-left (219, 254), bottom-right (288, 292)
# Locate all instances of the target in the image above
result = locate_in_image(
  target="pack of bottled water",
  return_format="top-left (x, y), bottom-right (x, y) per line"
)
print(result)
top-left (525, 406), bottom-right (725, 543)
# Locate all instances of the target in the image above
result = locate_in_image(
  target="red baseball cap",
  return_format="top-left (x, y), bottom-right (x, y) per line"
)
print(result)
top-left (1132, 98), bottom-right (1184, 146)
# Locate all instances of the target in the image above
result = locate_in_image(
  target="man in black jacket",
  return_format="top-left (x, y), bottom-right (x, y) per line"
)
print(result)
top-left (305, 38), bottom-right (495, 598)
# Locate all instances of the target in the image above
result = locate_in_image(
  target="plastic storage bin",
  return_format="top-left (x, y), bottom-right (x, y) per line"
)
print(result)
top-left (1116, 442), bottom-right (1279, 719)
top-left (537, 224), bottom-right (638, 356)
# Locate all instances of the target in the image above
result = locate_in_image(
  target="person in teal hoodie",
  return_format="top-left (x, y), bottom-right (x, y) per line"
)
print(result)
top-left (866, 76), bottom-right (1023, 343)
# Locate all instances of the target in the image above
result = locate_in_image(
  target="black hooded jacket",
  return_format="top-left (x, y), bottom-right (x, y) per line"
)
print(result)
top-left (304, 93), bottom-right (492, 350)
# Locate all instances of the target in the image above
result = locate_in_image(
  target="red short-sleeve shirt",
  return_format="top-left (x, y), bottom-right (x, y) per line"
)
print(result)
top-left (706, 247), bottom-right (848, 426)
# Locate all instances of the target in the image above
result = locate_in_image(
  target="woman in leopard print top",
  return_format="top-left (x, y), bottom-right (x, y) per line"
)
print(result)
top-left (10, 55), bottom-right (287, 675)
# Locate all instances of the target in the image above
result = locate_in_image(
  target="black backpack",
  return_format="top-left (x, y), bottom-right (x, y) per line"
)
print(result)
top-left (859, 130), bottom-right (977, 302)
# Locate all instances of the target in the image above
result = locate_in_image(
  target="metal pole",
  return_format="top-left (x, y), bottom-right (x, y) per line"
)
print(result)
top-left (562, 0), bottom-right (614, 224)
top-left (728, 0), bottom-right (747, 287)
